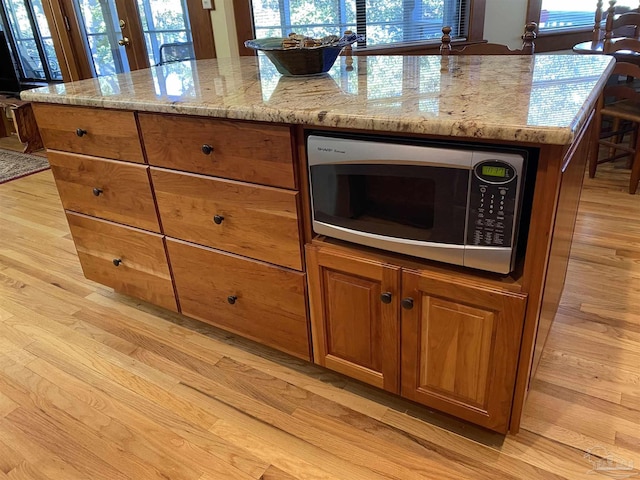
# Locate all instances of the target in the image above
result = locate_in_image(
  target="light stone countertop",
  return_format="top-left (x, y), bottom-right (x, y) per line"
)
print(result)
top-left (21, 54), bottom-right (614, 145)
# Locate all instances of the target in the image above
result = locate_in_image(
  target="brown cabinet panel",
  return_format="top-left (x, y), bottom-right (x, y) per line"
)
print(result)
top-left (49, 151), bottom-right (160, 232)
top-left (33, 104), bottom-right (144, 162)
top-left (66, 212), bottom-right (177, 311)
top-left (306, 244), bottom-right (400, 393)
top-left (139, 113), bottom-right (296, 189)
top-left (167, 239), bottom-right (310, 360)
top-left (401, 269), bottom-right (527, 433)
top-left (151, 168), bottom-right (302, 270)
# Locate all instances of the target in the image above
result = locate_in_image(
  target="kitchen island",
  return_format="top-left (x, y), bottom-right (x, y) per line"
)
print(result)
top-left (22, 53), bottom-right (614, 434)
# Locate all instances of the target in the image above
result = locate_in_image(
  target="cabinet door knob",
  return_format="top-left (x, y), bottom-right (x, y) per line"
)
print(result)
top-left (201, 144), bottom-right (214, 155)
top-left (227, 295), bottom-right (237, 305)
top-left (401, 297), bottom-right (414, 310)
top-left (92, 187), bottom-right (103, 196)
top-left (380, 292), bottom-right (392, 304)
top-left (76, 128), bottom-right (87, 137)
top-left (112, 258), bottom-right (122, 267)
top-left (213, 215), bottom-right (224, 225)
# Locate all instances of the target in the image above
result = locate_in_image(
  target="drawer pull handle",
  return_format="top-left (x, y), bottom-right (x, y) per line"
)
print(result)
top-left (201, 144), bottom-right (214, 155)
top-left (92, 187), bottom-right (103, 196)
top-left (401, 297), bottom-right (414, 310)
top-left (112, 258), bottom-right (122, 267)
top-left (227, 295), bottom-right (237, 305)
top-left (76, 128), bottom-right (87, 137)
top-left (213, 215), bottom-right (224, 225)
top-left (380, 292), bottom-right (392, 304)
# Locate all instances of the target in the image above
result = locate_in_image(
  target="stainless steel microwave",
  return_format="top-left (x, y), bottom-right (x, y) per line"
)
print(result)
top-left (307, 133), bottom-right (529, 274)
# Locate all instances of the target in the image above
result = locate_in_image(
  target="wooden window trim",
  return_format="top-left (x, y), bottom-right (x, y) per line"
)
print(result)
top-left (234, 0), bottom-right (486, 56)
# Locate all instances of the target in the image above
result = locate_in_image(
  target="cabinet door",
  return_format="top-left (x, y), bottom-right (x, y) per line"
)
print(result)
top-left (306, 245), bottom-right (401, 393)
top-left (400, 270), bottom-right (527, 433)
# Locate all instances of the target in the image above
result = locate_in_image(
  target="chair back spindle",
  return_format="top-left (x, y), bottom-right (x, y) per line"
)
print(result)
top-left (440, 23), bottom-right (536, 56)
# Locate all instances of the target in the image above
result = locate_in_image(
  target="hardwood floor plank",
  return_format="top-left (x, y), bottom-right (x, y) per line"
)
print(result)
top-left (210, 418), bottom-right (376, 480)
top-left (169, 371), bottom-right (476, 479)
top-left (6, 462), bottom-right (53, 480)
top-left (292, 406), bottom-right (521, 480)
top-left (5, 407), bottom-right (133, 480)
top-left (0, 353), bottom-right (203, 480)
top-left (73, 307), bottom-right (226, 377)
top-left (0, 391), bottom-right (18, 420)
top-left (257, 465), bottom-right (299, 480)
top-left (621, 393), bottom-right (640, 410)
top-left (24, 350), bottom-right (267, 479)
top-left (0, 418), bottom-right (90, 480)
top-left (0, 437), bottom-right (23, 474)
top-left (382, 410), bottom-right (597, 480)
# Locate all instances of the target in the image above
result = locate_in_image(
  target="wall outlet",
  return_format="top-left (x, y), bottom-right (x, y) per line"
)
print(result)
top-left (201, 0), bottom-right (213, 9)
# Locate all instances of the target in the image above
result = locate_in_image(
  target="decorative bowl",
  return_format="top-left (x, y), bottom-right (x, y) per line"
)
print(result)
top-left (245, 33), bottom-right (363, 76)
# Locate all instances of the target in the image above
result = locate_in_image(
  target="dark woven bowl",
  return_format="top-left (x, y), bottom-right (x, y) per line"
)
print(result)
top-left (245, 36), bottom-right (360, 76)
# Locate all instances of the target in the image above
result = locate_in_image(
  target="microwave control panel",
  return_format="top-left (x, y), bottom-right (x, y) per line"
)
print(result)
top-left (467, 160), bottom-right (519, 248)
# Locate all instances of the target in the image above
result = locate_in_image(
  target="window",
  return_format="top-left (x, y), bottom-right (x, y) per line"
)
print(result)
top-left (538, 0), bottom-right (638, 32)
top-left (0, 0), bottom-right (62, 82)
top-left (250, 0), bottom-right (471, 48)
top-left (136, 0), bottom-right (194, 66)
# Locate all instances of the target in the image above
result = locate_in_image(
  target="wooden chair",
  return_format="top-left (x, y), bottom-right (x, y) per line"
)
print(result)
top-left (589, 41), bottom-right (640, 193)
top-left (593, 0), bottom-right (640, 43)
top-left (604, 8), bottom-right (640, 46)
top-left (440, 23), bottom-right (537, 56)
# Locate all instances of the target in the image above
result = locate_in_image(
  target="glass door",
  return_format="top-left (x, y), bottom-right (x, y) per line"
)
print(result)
top-left (73, 0), bottom-right (133, 76)
top-left (0, 0), bottom-right (63, 82)
top-left (69, 0), bottom-right (196, 77)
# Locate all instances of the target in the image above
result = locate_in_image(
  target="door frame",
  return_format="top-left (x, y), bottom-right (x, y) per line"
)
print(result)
top-left (41, 0), bottom-right (215, 82)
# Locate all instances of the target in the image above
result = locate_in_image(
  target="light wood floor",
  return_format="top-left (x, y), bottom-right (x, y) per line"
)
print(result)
top-left (0, 161), bottom-right (638, 479)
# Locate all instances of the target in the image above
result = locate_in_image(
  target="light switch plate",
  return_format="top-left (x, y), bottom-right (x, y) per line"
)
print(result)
top-left (201, 0), bottom-right (213, 9)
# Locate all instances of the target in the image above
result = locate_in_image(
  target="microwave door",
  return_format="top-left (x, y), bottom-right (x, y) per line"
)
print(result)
top-left (309, 162), bottom-right (471, 266)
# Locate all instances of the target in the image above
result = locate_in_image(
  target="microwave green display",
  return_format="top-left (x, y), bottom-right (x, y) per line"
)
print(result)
top-left (481, 165), bottom-right (506, 177)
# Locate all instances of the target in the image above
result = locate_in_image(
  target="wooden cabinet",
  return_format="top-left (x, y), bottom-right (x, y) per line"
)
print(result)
top-left (306, 244), bottom-right (401, 393)
top-left (34, 100), bottom-right (543, 432)
top-left (139, 113), bottom-right (296, 189)
top-left (34, 104), bottom-right (174, 311)
top-left (49, 151), bottom-right (160, 232)
top-left (306, 242), bottom-right (527, 433)
top-left (32, 104), bottom-right (144, 162)
top-left (401, 269), bottom-right (526, 433)
top-left (67, 212), bottom-right (177, 311)
top-left (151, 167), bottom-right (303, 270)
top-left (35, 104), bottom-right (311, 360)
top-left (167, 239), bottom-right (310, 359)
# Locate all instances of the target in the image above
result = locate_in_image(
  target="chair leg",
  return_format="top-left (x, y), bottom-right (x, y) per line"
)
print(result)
top-left (630, 132), bottom-right (640, 194)
top-left (610, 117), bottom-right (621, 160)
top-left (589, 110), bottom-right (603, 178)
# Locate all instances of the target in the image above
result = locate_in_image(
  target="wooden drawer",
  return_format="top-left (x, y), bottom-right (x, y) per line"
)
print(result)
top-left (49, 151), bottom-right (160, 232)
top-left (67, 212), bottom-right (177, 312)
top-left (139, 113), bottom-right (295, 189)
top-left (166, 239), bottom-right (310, 360)
top-left (33, 103), bottom-right (144, 162)
top-left (151, 167), bottom-right (303, 270)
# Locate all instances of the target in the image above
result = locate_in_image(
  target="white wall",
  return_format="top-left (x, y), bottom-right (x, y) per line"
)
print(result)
top-left (210, 3), bottom-right (239, 58)
top-left (212, 0), bottom-right (531, 57)
top-left (483, 0), bottom-right (530, 48)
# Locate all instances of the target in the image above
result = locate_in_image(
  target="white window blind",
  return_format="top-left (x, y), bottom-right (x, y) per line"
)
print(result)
top-left (250, 0), bottom-right (469, 47)
top-left (539, 0), bottom-right (638, 32)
